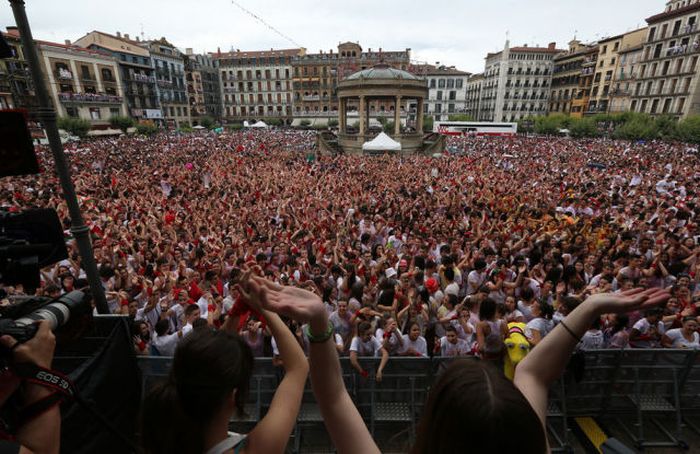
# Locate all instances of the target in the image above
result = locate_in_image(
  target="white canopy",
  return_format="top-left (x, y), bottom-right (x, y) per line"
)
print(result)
top-left (250, 121), bottom-right (269, 129)
top-left (192, 125), bottom-right (206, 130)
top-left (362, 132), bottom-right (402, 151)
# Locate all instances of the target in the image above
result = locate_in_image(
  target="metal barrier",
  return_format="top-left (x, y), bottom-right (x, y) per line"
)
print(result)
top-left (137, 350), bottom-right (700, 452)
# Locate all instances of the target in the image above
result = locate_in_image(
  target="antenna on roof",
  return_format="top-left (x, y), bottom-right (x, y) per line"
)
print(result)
top-left (140, 23), bottom-right (145, 41)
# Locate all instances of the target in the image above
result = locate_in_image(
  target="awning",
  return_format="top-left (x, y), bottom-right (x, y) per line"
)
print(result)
top-left (362, 132), bottom-right (402, 151)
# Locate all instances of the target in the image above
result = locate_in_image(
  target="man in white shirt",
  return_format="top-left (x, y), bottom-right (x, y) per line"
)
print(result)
top-left (152, 319), bottom-right (185, 356)
top-left (350, 321), bottom-right (389, 381)
top-left (439, 325), bottom-right (471, 357)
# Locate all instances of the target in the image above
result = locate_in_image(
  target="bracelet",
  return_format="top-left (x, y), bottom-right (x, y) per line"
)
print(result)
top-left (305, 322), bottom-right (334, 343)
top-left (559, 320), bottom-right (582, 344)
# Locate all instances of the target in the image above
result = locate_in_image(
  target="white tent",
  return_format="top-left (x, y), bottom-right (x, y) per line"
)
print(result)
top-left (362, 132), bottom-right (402, 152)
top-left (192, 125), bottom-right (206, 130)
top-left (250, 121), bottom-right (269, 129)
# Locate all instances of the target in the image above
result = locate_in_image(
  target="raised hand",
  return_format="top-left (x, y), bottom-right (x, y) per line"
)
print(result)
top-left (584, 287), bottom-right (670, 316)
top-left (252, 275), bottom-right (326, 324)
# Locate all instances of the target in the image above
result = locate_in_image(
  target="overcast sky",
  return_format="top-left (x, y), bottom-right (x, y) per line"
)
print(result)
top-left (2, 0), bottom-right (662, 73)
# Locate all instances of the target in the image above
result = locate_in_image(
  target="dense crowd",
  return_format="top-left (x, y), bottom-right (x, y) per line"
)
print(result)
top-left (2, 130), bottom-right (700, 369)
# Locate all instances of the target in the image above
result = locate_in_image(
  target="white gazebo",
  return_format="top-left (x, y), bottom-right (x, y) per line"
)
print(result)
top-left (362, 132), bottom-right (402, 153)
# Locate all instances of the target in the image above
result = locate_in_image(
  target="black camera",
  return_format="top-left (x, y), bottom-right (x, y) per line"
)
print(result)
top-left (0, 290), bottom-right (91, 346)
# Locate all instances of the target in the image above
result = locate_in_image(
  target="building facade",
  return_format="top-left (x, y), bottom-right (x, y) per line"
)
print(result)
top-left (549, 40), bottom-right (597, 117)
top-left (75, 31), bottom-right (160, 122)
top-left (465, 73), bottom-right (484, 119)
top-left (416, 64), bottom-right (470, 122)
top-left (184, 50), bottom-right (221, 121)
top-left (479, 41), bottom-right (561, 122)
top-left (586, 28), bottom-right (647, 115)
top-left (610, 44), bottom-right (644, 113)
top-left (1, 27), bottom-right (38, 111)
top-left (629, 0), bottom-right (700, 118)
top-left (215, 48), bottom-right (299, 123)
top-left (140, 38), bottom-right (189, 127)
top-left (291, 42), bottom-right (411, 117)
top-left (36, 38), bottom-right (126, 130)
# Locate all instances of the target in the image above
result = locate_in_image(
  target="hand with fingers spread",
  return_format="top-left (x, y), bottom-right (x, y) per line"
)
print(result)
top-left (583, 287), bottom-right (671, 316)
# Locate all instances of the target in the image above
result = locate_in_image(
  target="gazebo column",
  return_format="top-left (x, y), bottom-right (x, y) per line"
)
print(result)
top-left (359, 95), bottom-right (366, 136)
top-left (417, 98), bottom-right (424, 133)
top-left (339, 97), bottom-right (345, 133)
top-left (394, 96), bottom-right (402, 136)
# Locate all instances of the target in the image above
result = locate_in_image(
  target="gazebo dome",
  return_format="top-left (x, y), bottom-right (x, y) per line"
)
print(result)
top-left (345, 64), bottom-right (420, 81)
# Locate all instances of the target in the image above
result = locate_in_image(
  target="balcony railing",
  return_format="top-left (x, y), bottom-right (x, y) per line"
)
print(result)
top-left (129, 73), bottom-right (155, 83)
top-left (59, 92), bottom-right (123, 104)
top-left (55, 69), bottom-right (73, 80)
top-left (302, 95), bottom-right (321, 101)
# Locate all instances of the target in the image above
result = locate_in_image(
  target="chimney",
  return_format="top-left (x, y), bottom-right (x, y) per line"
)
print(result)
top-left (124, 33), bottom-right (130, 40)
top-left (136, 36), bottom-right (140, 42)
top-left (548, 42), bottom-right (556, 50)
top-left (6, 26), bottom-right (18, 34)
top-left (64, 39), bottom-right (71, 46)
top-left (116, 31), bottom-right (121, 38)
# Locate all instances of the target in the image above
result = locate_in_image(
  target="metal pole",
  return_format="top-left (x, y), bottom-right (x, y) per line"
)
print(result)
top-left (8, 0), bottom-right (110, 314)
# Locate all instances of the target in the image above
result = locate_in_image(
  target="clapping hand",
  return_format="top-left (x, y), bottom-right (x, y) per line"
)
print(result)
top-left (584, 288), bottom-right (670, 316)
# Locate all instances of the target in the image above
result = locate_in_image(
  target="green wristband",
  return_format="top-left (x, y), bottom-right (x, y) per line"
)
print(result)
top-left (305, 322), bottom-right (334, 343)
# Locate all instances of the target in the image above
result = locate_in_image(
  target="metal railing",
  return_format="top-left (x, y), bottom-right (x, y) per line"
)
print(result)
top-left (136, 348), bottom-right (700, 451)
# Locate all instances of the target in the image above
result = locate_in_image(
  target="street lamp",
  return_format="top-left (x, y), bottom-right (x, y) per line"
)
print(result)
top-left (8, 0), bottom-right (110, 314)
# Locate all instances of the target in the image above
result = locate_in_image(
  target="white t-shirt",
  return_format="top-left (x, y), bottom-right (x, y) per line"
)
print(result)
top-left (664, 328), bottom-right (700, 348)
top-left (526, 317), bottom-right (553, 340)
top-left (467, 270), bottom-right (487, 295)
top-left (631, 318), bottom-right (665, 348)
top-left (579, 330), bottom-right (605, 350)
top-left (439, 336), bottom-right (471, 357)
top-left (517, 301), bottom-right (534, 322)
top-left (350, 336), bottom-right (383, 357)
top-left (400, 334), bottom-right (428, 357)
top-left (153, 332), bottom-right (179, 356)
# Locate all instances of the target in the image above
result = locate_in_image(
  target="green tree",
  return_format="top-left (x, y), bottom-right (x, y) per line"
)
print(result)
top-left (448, 114), bottom-right (473, 121)
top-left (299, 119), bottom-right (311, 127)
top-left (518, 117), bottom-right (535, 133)
top-left (568, 117), bottom-right (597, 138)
top-left (327, 118), bottom-right (339, 128)
top-left (199, 116), bottom-right (215, 129)
top-left (534, 114), bottom-right (567, 135)
top-left (266, 118), bottom-right (283, 127)
top-left (676, 115), bottom-right (700, 143)
top-left (227, 123), bottom-right (244, 131)
top-left (423, 115), bottom-right (434, 132)
top-left (179, 124), bottom-right (194, 133)
top-left (383, 120), bottom-right (395, 133)
top-left (654, 114), bottom-right (678, 140)
top-left (612, 115), bottom-right (658, 141)
top-left (57, 117), bottom-right (91, 139)
top-left (136, 123), bottom-right (159, 136)
top-left (109, 116), bottom-right (135, 133)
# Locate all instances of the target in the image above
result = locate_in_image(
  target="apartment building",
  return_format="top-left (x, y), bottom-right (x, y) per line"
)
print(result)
top-left (415, 64), bottom-right (470, 122)
top-left (465, 73), bottom-right (484, 120)
top-left (630, 0), bottom-right (700, 118)
top-left (549, 40), bottom-right (598, 117)
top-left (184, 50), bottom-right (221, 120)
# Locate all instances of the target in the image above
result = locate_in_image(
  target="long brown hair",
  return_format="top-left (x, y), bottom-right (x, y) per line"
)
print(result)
top-left (411, 359), bottom-right (547, 454)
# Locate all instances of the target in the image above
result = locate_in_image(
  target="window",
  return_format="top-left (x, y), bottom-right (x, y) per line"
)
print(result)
top-left (429, 79), bottom-right (436, 88)
top-left (678, 97), bottom-right (686, 112)
top-left (455, 79), bottom-right (463, 88)
top-left (448, 103), bottom-right (455, 113)
top-left (110, 107), bottom-right (120, 117)
top-left (435, 103), bottom-right (442, 113)
top-left (66, 107), bottom-right (79, 118)
top-left (449, 91), bottom-right (456, 100)
top-left (447, 79), bottom-right (454, 89)
top-left (650, 99), bottom-right (659, 114)
top-left (437, 91), bottom-right (443, 100)
top-left (89, 107), bottom-right (101, 120)
top-left (438, 79), bottom-right (446, 88)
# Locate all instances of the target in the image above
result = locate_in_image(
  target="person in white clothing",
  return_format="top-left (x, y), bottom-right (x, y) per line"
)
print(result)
top-left (400, 323), bottom-right (428, 357)
top-left (662, 317), bottom-right (700, 348)
top-left (349, 321), bottom-right (389, 381)
top-left (438, 325), bottom-right (471, 357)
top-left (630, 308), bottom-right (665, 348)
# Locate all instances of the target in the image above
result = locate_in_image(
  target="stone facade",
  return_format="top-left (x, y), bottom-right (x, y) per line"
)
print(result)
top-left (465, 73), bottom-right (484, 120)
top-left (184, 50), bottom-right (221, 120)
top-left (549, 40), bottom-right (598, 117)
top-left (414, 64), bottom-right (470, 122)
top-left (1, 27), bottom-right (38, 111)
top-left (215, 48), bottom-right (299, 123)
top-left (75, 31), bottom-right (160, 121)
top-left (36, 38), bottom-right (127, 129)
top-left (479, 41), bottom-right (561, 122)
top-left (141, 38), bottom-right (190, 127)
top-left (630, 0), bottom-right (700, 118)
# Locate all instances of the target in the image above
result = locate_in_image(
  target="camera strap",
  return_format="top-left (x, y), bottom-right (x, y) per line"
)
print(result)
top-left (11, 363), bottom-right (75, 429)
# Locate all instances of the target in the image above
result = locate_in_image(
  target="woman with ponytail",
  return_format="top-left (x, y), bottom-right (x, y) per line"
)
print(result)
top-left (140, 272), bottom-right (309, 454)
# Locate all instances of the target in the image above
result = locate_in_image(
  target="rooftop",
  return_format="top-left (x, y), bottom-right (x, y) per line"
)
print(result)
top-left (411, 64), bottom-right (470, 76)
top-left (647, 2), bottom-right (700, 24)
top-left (345, 65), bottom-right (421, 81)
top-left (213, 48), bottom-right (302, 59)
